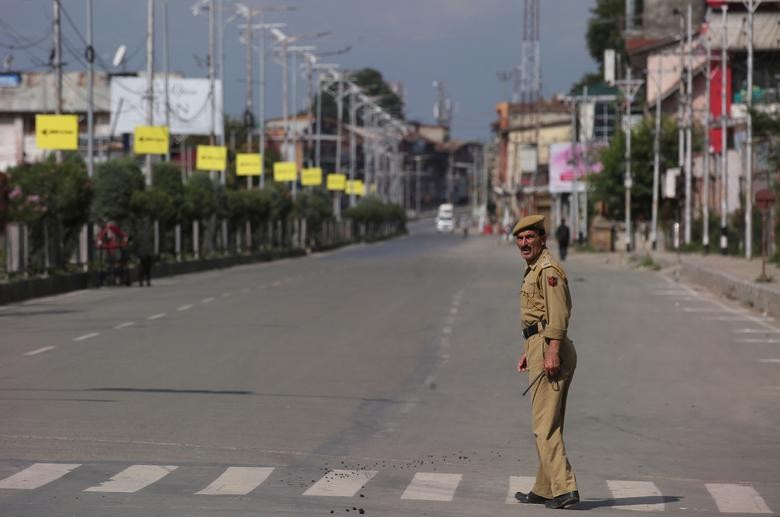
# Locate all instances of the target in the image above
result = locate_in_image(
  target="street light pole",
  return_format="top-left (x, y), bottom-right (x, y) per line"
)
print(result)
top-left (145, 0), bottom-right (155, 187)
top-left (744, 0), bottom-right (760, 258)
top-left (720, 4), bottom-right (729, 255)
top-left (684, 1), bottom-right (693, 244)
top-left (616, 70), bottom-right (643, 252)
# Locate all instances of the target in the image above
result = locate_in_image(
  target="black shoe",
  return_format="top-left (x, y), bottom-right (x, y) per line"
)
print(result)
top-left (544, 490), bottom-right (580, 509)
top-left (514, 491), bottom-right (550, 504)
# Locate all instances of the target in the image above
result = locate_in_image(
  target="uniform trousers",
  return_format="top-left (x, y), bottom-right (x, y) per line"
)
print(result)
top-left (525, 334), bottom-right (578, 499)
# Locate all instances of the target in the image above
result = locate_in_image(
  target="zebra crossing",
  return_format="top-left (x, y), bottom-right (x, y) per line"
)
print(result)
top-left (0, 462), bottom-right (774, 513)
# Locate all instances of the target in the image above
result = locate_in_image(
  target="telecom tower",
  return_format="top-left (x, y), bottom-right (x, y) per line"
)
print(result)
top-left (512, 0), bottom-right (541, 215)
top-left (433, 80), bottom-right (452, 131)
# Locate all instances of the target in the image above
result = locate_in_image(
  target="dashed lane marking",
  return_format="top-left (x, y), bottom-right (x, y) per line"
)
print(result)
top-left (506, 475), bottom-right (535, 504)
top-left (759, 359), bottom-right (780, 363)
top-left (735, 338), bottom-right (780, 344)
top-left (147, 313), bottom-right (166, 321)
top-left (24, 346), bottom-right (56, 356)
top-left (201, 297), bottom-right (214, 304)
top-left (302, 469), bottom-right (377, 497)
top-left (401, 472), bottom-right (463, 502)
top-left (74, 332), bottom-right (100, 342)
top-left (0, 463), bottom-right (81, 489)
top-left (84, 465), bottom-right (178, 493)
top-left (195, 467), bottom-right (275, 496)
top-left (705, 483), bottom-right (772, 514)
top-left (606, 480), bottom-right (665, 512)
top-left (177, 305), bottom-right (192, 312)
top-left (114, 322), bottom-right (135, 330)
top-left (735, 328), bottom-right (780, 334)
top-left (221, 292), bottom-right (232, 298)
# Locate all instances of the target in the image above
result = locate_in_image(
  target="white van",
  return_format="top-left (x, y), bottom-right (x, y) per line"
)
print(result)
top-left (435, 203), bottom-right (454, 232)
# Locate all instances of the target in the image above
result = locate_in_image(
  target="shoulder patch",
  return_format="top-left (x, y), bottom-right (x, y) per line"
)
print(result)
top-left (541, 261), bottom-right (567, 280)
top-left (547, 276), bottom-right (558, 287)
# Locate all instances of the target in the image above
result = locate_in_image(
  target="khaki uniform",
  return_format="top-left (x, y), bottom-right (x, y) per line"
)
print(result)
top-left (521, 248), bottom-right (578, 499)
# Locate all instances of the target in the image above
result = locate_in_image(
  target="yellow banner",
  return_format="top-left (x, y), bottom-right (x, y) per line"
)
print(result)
top-left (346, 179), bottom-right (365, 196)
top-left (273, 161), bottom-right (297, 182)
top-left (35, 114), bottom-right (78, 150)
top-left (301, 167), bottom-right (323, 186)
top-left (134, 126), bottom-right (169, 155)
top-left (236, 153), bottom-right (262, 176)
top-left (196, 145), bottom-right (227, 171)
top-left (326, 173), bottom-right (346, 191)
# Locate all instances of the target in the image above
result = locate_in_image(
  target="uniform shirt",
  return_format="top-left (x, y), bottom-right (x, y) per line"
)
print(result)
top-left (521, 248), bottom-right (572, 341)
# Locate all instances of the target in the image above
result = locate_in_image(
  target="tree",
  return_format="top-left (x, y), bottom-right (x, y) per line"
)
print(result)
top-left (93, 158), bottom-right (145, 225)
top-left (589, 116), bottom-right (680, 222)
top-left (586, 0), bottom-right (625, 69)
top-left (317, 67), bottom-right (405, 127)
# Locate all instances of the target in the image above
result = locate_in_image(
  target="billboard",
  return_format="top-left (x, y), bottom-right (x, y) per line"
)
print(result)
top-left (110, 77), bottom-right (223, 136)
top-left (548, 142), bottom-right (602, 194)
top-left (35, 114), bottom-right (79, 150)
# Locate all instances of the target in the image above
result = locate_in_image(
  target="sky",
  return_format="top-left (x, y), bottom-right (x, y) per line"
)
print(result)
top-left (0, 0), bottom-right (598, 142)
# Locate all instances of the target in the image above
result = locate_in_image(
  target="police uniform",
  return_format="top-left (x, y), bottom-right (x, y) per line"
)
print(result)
top-left (514, 215), bottom-right (578, 502)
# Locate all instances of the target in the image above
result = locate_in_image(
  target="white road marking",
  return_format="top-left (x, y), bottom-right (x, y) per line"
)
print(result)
top-left (221, 292), bottom-right (232, 298)
top-left (147, 313), bottom-right (166, 320)
top-left (24, 346), bottom-right (56, 356)
top-left (399, 398), bottom-right (419, 414)
top-left (681, 307), bottom-right (745, 313)
top-left (606, 480), bottom-right (665, 511)
top-left (240, 288), bottom-right (250, 294)
top-left (401, 472), bottom-right (463, 501)
top-left (302, 469), bottom-right (377, 497)
top-left (272, 281), bottom-right (282, 287)
top-left (177, 304), bottom-right (193, 312)
top-left (735, 328), bottom-right (780, 334)
top-left (195, 467), bottom-right (275, 496)
top-left (114, 321), bottom-right (135, 330)
top-left (84, 465), bottom-right (178, 493)
top-left (201, 297), bottom-right (214, 304)
top-left (506, 475), bottom-right (535, 504)
top-left (442, 326), bottom-right (452, 335)
top-left (449, 307), bottom-right (458, 315)
top-left (0, 463), bottom-right (81, 489)
top-left (74, 332), bottom-right (100, 342)
top-left (759, 359), bottom-right (780, 363)
top-left (735, 338), bottom-right (780, 344)
top-left (705, 483), bottom-right (772, 514)
top-left (705, 316), bottom-right (752, 321)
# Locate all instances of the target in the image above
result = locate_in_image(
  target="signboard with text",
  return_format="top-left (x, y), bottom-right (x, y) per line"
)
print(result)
top-left (35, 114), bottom-right (78, 150)
top-left (196, 145), bottom-right (227, 171)
top-left (273, 162), bottom-right (297, 182)
top-left (327, 173), bottom-right (346, 191)
top-left (548, 142), bottom-right (602, 194)
top-left (134, 126), bottom-right (169, 155)
top-left (346, 179), bottom-right (365, 196)
top-left (236, 153), bottom-right (262, 176)
top-left (301, 167), bottom-right (323, 186)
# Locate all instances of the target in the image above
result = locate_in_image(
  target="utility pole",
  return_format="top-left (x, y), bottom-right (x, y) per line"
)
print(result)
top-left (349, 87), bottom-right (357, 207)
top-left (244, 8), bottom-right (253, 189)
top-left (744, 0), bottom-right (760, 258)
top-left (145, 0), bottom-right (155, 186)
top-left (616, 70), bottom-right (643, 252)
top-left (684, 2), bottom-right (693, 244)
top-left (720, 4), bottom-right (729, 255)
top-left (703, 18), bottom-right (712, 251)
top-left (569, 98), bottom-right (580, 244)
top-left (86, 0), bottom-right (95, 266)
top-left (208, 0), bottom-right (216, 182)
top-left (652, 56), bottom-right (662, 250)
top-left (53, 0), bottom-right (63, 163)
top-left (163, 0), bottom-right (171, 162)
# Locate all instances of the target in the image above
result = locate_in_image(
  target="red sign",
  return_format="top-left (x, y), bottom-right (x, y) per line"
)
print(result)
top-left (756, 189), bottom-right (776, 211)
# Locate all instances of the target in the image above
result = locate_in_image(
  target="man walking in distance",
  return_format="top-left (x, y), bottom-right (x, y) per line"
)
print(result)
top-left (555, 218), bottom-right (571, 261)
top-left (512, 214), bottom-right (580, 509)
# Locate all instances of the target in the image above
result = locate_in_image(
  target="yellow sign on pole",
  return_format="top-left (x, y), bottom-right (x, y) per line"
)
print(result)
top-left (236, 153), bottom-right (262, 176)
top-left (196, 145), bottom-right (227, 171)
top-left (35, 114), bottom-right (78, 150)
top-left (301, 167), bottom-right (323, 186)
top-left (273, 161), bottom-right (297, 182)
top-left (346, 179), bottom-right (365, 196)
top-left (326, 173), bottom-right (346, 191)
top-left (134, 126), bottom-right (169, 155)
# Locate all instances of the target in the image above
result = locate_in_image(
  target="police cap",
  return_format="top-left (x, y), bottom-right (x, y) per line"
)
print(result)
top-left (511, 214), bottom-right (546, 236)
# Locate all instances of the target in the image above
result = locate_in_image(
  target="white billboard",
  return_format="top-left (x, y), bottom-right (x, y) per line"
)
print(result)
top-left (548, 142), bottom-right (602, 194)
top-left (110, 77), bottom-right (223, 136)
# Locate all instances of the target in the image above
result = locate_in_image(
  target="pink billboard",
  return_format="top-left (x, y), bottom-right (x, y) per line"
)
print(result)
top-left (548, 142), bottom-right (602, 194)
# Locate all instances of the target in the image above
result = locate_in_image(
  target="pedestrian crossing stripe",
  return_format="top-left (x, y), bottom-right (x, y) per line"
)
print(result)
top-left (0, 463), bottom-right (774, 513)
top-left (195, 467), bottom-right (275, 496)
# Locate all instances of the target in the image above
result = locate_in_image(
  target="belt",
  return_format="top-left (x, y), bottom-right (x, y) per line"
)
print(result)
top-left (523, 322), bottom-right (542, 339)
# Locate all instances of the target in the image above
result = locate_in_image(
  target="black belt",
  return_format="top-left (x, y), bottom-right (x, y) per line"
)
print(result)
top-left (523, 322), bottom-right (542, 339)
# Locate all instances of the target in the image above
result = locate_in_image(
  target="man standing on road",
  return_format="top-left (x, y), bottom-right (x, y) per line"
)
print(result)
top-left (555, 218), bottom-right (571, 261)
top-left (512, 214), bottom-right (580, 510)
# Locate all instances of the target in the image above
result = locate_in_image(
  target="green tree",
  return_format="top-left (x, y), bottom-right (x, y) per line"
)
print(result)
top-left (589, 116), bottom-right (680, 221)
top-left (93, 158), bottom-right (145, 225)
top-left (586, 0), bottom-right (625, 69)
top-left (317, 67), bottom-right (405, 126)
top-left (184, 171), bottom-right (217, 223)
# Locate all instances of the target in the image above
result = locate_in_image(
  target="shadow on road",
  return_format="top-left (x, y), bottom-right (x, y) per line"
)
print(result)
top-left (572, 495), bottom-right (682, 510)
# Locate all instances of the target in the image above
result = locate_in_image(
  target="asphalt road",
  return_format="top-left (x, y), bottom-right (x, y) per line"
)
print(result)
top-left (0, 221), bottom-right (778, 516)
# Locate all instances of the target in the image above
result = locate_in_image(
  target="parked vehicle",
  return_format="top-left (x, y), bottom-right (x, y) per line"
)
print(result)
top-left (435, 203), bottom-right (454, 232)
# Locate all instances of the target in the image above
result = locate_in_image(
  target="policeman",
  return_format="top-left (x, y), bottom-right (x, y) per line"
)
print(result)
top-left (512, 214), bottom-right (580, 509)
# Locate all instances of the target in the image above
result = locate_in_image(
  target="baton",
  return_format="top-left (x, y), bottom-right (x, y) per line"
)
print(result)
top-left (522, 370), bottom-right (546, 396)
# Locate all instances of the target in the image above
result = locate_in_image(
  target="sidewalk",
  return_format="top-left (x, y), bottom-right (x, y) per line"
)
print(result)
top-left (639, 249), bottom-right (780, 320)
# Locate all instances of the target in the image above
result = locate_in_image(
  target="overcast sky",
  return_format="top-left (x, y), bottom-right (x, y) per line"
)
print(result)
top-left (1, 0), bottom-right (598, 141)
